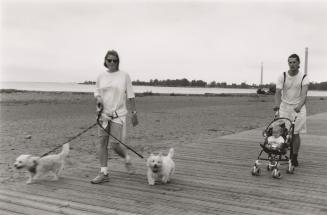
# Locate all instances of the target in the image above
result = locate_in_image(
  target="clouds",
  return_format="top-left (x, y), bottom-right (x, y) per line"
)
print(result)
top-left (1, 0), bottom-right (326, 84)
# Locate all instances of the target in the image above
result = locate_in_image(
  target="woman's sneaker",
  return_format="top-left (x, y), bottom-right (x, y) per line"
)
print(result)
top-left (90, 172), bottom-right (109, 184)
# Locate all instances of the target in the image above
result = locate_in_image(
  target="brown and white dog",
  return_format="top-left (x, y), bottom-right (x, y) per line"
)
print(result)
top-left (14, 143), bottom-right (70, 184)
top-left (146, 148), bottom-right (175, 185)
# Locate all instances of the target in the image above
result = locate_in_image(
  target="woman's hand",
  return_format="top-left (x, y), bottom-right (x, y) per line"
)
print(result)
top-left (96, 96), bottom-right (103, 113)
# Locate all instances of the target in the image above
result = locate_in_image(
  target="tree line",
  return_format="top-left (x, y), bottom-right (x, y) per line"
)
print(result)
top-left (133, 79), bottom-right (273, 89)
top-left (80, 79), bottom-right (327, 90)
top-left (309, 82), bottom-right (327, 90)
top-left (133, 79), bottom-right (327, 90)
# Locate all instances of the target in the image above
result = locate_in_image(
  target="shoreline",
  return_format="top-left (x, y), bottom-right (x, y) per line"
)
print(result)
top-left (1, 89), bottom-right (326, 99)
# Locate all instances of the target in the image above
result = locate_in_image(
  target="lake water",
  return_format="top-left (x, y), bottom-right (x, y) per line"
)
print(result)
top-left (1, 81), bottom-right (326, 97)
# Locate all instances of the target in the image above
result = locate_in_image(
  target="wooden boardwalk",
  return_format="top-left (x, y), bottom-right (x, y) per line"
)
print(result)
top-left (1, 113), bottom-right (327, 215)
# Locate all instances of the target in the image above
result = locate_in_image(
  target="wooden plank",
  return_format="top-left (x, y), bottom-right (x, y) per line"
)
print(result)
top-left (0, 190), bottom-right (139, 215)
top-left (0, 208), bottom-right (24, 215)
top-left (0, 201), bottom-right (59, 215)
top-left (1, 113), bottom-right (327, 214)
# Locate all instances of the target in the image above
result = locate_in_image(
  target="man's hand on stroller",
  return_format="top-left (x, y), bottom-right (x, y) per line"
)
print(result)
top-left (273, 106), bottom-right (279, 118)
top-left (294, 106), bottom-right (301, 113)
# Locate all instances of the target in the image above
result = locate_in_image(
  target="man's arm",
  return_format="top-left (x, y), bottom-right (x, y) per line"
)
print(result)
top-left (274, 89), bottom-right (282, 111)
top-left (129, 98), bottom-right (136, 112)
top-left (294, 85), bottom-right (309, 113)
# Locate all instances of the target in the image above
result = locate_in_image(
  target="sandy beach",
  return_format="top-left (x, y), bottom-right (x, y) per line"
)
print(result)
top-left (1, 91), bottom-right (326, 183)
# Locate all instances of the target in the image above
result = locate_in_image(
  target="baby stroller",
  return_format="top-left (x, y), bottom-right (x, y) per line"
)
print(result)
top-left (251, 113), bottom-right (297, 179)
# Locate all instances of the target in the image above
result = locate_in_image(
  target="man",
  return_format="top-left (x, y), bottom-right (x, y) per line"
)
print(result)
top-left (274, 54), bottom-right (309, 167)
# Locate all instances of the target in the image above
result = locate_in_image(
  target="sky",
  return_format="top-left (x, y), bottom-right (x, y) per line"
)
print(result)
top-left (1, 0), bottom-right (326, 85)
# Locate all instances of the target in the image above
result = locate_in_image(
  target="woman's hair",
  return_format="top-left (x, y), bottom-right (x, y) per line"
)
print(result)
top-left (104, 50), bottom-right (120, 69)
top-left (288, 53), bottom-right (300, 63)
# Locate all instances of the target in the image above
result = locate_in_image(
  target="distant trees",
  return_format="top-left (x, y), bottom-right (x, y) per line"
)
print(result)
top-left (79, 78), bottom-right (327, 91)
top-left (79, 81), bottom-right (96, 85)
top-left (309, 82), bottom-right (327, 90)
top-left (133, 79), bottom-right (254, 88)
top-left (133, 79), bottom-right (206, 87)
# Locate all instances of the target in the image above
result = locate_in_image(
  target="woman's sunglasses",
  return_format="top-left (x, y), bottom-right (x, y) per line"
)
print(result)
top-left (106, 59), bottom-right (118, 63)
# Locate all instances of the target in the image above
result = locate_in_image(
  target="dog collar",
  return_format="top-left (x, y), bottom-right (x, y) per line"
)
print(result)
top-left (28, 160), bottom-right (38, 174)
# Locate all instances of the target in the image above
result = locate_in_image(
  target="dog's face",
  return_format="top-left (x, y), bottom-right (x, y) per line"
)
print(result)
top-left (14, 155), bottom-right (37, 169)
top-left (147, 153), bottom-right (163, 173)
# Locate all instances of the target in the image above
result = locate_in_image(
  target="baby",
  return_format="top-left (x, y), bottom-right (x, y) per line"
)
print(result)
top-left (267, 125), bottom-right (285, 150)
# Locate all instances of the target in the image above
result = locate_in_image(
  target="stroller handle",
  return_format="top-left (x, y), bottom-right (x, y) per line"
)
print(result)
top-left (274, 109), bottom-right (298, 124)
top-left (274, 110), bottom-right (279, 119)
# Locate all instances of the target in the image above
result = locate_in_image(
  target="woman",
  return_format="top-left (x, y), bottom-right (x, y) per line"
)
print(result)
top-left (91, 50), bottom-right (138, 184)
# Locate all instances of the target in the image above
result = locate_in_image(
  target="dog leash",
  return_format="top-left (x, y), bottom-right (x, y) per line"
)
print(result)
top-left (40, 112), bottom-right (101, 157)
top-left (96, 107), bottom-right (144, 159)
top-left (40, 106), bottom-right (144, 159)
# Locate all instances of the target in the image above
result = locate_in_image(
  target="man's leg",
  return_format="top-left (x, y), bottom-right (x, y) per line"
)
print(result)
top-left (292, 105), bottom-right (306, 167)
top-left (292, 134), bottom-right (300, 166)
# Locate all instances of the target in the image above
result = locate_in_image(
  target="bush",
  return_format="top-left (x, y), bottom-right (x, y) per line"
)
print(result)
top-left (142, 91), bottom-right (153, 96)
top-left (257, 88), bottom-right (266, 95)
top-left (267, 85), bottom-right (276, 95)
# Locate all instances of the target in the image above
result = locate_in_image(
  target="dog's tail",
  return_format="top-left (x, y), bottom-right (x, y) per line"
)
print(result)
top-left (59, 143), bottom-right (70, 158)
top-left (167, 148), bottom-right (174, 159)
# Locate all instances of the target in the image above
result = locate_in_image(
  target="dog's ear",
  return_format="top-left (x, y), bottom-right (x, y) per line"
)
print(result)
top-left (27, 157), bottom-right (39, 166)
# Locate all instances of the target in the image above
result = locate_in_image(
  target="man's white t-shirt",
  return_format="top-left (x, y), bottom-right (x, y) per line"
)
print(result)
top-left (94, 70), bottom-right (135, 119)
top-left (276, 71), bottom-right (309, 105)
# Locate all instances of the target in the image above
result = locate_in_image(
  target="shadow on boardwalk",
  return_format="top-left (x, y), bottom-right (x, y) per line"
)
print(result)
top-left (1, 113), bottom-right (327, 215)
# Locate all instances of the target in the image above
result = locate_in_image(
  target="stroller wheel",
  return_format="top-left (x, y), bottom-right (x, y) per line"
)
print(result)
top-left (267, 163), bottom-right (274, 171)
top-left (267, 165), bottom-right (271, 171)
top-left (251, 166), bottom-right (261, 176)
top-left (267, 161), bottom-right (276, 171)
top-left (272, 169), bottom-right (281, 179)
top-left (286, 165), bottom-right (295, 174)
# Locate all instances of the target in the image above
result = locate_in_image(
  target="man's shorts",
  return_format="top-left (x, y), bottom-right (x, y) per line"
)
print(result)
top-left (279, 102), bottom-right (307, 134)
top-left (98, 117), bottom-right (126, 142)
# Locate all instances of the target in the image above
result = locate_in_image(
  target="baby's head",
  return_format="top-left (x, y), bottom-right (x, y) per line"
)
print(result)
top-left (272, 125), bottom-right (282, 138)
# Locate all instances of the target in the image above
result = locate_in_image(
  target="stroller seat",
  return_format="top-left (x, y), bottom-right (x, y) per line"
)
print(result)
top-left (260, 140), bottom-right (288, 155)
top-left (261, 122), bottom-right (289, 155)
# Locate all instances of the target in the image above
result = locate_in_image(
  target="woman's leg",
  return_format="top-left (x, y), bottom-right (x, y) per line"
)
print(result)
top-left (109, 122), bottom-right (127, 158)
top-left (109, 121), bottom-right (134, 173)
top-left (98, 135), bottom-right (109, 167)
top-left (91, 125), bottom-right (110, 184)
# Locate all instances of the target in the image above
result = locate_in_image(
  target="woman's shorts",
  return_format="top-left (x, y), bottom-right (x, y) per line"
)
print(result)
top-left (98, 117), bottom-right (126, 141)
top-left (279, 102), bottom-right (307, 134)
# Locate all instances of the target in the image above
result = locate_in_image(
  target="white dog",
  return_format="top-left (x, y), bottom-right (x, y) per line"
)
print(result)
top-left (14, 143), bottom-right (70, 184)
top-left (146, 148), bottom-right (175, 185)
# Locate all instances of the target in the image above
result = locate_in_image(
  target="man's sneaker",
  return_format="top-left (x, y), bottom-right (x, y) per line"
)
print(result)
top-left (90, 172), bottom-right (109, 184)
top-left (125, 156), bottom-right (135, 174)
top-left (292, 154), bottom-right (299, 167)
